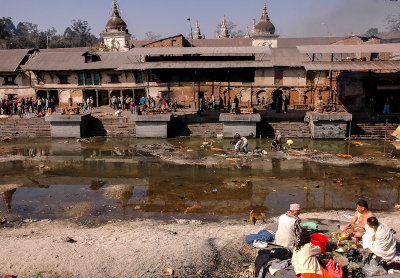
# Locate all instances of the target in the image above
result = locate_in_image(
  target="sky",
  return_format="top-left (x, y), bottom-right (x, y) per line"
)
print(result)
top-left (1, 0), bottom-right (398, 39)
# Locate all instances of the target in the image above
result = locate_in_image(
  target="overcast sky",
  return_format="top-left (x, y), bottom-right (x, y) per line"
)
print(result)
top-left (2, 0), bottom-right (398, 39)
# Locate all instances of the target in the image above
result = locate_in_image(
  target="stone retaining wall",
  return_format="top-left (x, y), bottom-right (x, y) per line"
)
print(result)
top-left (0, 118), bottom-right (51, 137)
top-left (0, 116), bottom-right (397, 139)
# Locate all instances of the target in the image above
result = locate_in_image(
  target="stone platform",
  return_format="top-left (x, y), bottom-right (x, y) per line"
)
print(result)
top-left (219, 114), bottom-right (261, 138)
top-left (305, 112), bottom-right (353, 139)
top-left (132, 114), bottom-right (172, 138)
top-left (45, 114), bottom-right (91, 138)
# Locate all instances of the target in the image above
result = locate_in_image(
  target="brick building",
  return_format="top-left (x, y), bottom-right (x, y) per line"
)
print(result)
top-left (1, 0), bottom-right (400, 114)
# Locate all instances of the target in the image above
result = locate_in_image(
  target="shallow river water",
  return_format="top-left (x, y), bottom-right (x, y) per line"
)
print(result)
top-left (0, 138), bottom-right (399, 223)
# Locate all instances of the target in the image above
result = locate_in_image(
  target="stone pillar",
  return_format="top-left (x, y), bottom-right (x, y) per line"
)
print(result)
top-left (108, 90), bottom-right (111, 106)
top-left (305, 111), bottom-right (352, 139)
top-left (219, 114), bottom-right (261, 138)
top-left (96, 90), bottom-right (99, 107)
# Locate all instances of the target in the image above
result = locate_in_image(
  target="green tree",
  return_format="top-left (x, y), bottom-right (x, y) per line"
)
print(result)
top-left (387, 10), bottom-right (400, 31)
top-left (63, 19), bottom-right (99, 47)
top-left (363, 28), bottom-right (379, 37)
top-left (0, 17), bottom-right (16, 39)
top-left (142, 31), bottom-right (162, 40)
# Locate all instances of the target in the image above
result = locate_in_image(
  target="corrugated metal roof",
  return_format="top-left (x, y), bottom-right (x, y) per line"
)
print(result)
top-left (0, 49), bottom-right (30, 72)
top-left (376, 31), bottom-right (400, 40)
top-left (297, 43), bottom-right (400, 54)
top-left (188, 38), bottom-right (252, 47)
top-left (254, 47), bottom-right (308, 66)
top-left (117, 60), bottom-right (272, 70)
top-left (127, 46), bottom-right (271, 56)
top-left (277, 36), bottom-right (347, 48)
top-left (303, 61), bottom-right (400, 71)
top-left (23, 51), bottom-right (131, 71)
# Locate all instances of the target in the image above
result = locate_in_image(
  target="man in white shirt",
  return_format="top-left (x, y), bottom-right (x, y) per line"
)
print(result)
top-left (275, 203), bottom-right (302, 249)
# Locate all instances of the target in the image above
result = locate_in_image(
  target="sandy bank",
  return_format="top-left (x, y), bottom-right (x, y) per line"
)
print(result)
top-left (0, 210), bottom-right (399, 278)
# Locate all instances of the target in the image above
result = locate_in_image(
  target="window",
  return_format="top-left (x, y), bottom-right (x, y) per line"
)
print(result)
top-left (274, 68), bottom-right (284, 86)
top-left (135, 71), bottom-right (143, 84)
top-left (94, 72), bottom-right (100, 85)
top-left (85, 72), bottom-right (93, 85)
top-left (108, 74), bottom-right (121, 84)
top-left (2, 75), bottom-right (16, 85)
top-left (78, 72), bottom-right (84, 86)
top-left (78, 72), bottom-right (100, 86)
top-left (58, 75), bottom-right (70, 84)
top-left (172, 40), bottom-right (177, 46)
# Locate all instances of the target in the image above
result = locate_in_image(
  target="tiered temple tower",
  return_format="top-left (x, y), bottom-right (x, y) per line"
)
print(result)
top-left (101, 0), bottom-right (132, 51)
top-left (252, 3), bottom-right (279, 47)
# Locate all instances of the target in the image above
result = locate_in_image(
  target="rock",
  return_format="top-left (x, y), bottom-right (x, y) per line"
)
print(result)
top-left (65, 237), bottom-right (77, 243)
top-left (162, 268), bottom-right (174, 276)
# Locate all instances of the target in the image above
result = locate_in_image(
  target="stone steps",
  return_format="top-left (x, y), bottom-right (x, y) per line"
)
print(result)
top-left (259, 121), bottom-right (311, 138)
top-left (351, 123), bottom-right (398, 139)
top-left (0, 118), bottom-right (51, 137)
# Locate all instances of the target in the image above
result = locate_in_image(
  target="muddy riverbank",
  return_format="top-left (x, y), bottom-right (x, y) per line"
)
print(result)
top-left (0, 210), bottom-right (399, 278)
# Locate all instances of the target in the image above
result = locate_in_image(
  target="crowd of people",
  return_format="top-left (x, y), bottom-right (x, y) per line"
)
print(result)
top-left (0, 96), bottom-right (57, 118)
top-left (109, 95), bottom-right (177, 115)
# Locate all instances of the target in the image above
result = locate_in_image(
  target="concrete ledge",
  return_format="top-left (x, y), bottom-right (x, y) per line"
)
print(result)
top-left (219, 113), bottom-right (261, 138)
top-left (45, 114), bottom-right (91, 138)
top-left (305, 112), bottom-right (352, 122)
top-left (219, 114), bottom-right (261, 122)
top-left (132, 114), bottom-right (172, 122)
top-left (131, 114), bottom-right (172, 138)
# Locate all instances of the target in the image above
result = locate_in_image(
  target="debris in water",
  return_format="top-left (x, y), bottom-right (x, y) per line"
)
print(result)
top-left (380, 200), bottom-right (388, 203)
top-left (184, 203), bottom-right (199, 214)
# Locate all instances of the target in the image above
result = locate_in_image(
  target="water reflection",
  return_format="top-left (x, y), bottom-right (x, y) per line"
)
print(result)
top-left (0, 138), bottom-right (399, 221)
top-left (2, 189), bottom-right (16, 213)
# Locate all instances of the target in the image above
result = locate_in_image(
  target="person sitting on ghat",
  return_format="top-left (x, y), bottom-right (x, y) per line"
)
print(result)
top-left (340, 200), bottom-right (374, 245)
top-left (275, 203), bottom-right (302, 249)
top-left (292, 229), bottom-right (335, 278)
top-left (366, 217), bottom-right (397, 260)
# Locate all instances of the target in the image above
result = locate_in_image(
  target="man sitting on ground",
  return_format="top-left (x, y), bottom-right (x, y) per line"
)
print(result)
top-left (366, 217), bottom-right (396, 260)
top-left (275, 203), bottom-right (302, 249)
top-left (341, 200), bottom-right (374, 245)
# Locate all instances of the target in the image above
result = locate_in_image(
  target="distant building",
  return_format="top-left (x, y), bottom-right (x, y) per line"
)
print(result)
top-left (216, 15), bottom-right (231, 38)
top-left (252, 3), bottom-right (279, 48)
top-left (101, 0), bottom-right (132, 51)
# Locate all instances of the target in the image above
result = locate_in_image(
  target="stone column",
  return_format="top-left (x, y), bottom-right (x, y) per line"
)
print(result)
top-left (96, 90), bottom-right (99, 107)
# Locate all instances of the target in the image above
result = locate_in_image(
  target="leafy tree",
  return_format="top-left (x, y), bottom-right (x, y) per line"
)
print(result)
top-left (142, 32), bottom-right (162, 40)
top-left (387, 13), bottom-right (400, 31)
top-left (63, 19), bottom-right (99, 47)
top-left (0, 17), bottom-right (16, 39)
top-left (363, 28), bottom-right (379, 37)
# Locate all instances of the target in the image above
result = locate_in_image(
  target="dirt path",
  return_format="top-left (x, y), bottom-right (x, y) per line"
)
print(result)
top-left (0, 210), bottom-right (399, 278)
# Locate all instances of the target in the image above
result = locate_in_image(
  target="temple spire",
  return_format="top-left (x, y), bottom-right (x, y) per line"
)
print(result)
top-left (245, 26), bottom-right (250, 38)
top-left (261, 3), bottom-right (270, 22)
top-left (217, 14), bottom-right (230, 38)
top-left (111, 0), bottom-right (121, 17)
top-left (194, 20), bottom-right (203, 39)
top-left (252, 18), bottom-right (256, 34)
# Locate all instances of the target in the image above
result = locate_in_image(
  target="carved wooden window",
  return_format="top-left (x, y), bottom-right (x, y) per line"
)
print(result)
top-left (274, 68), bottom-right (283, 86)
top-left (2, 75), bottom-right (16, 85)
